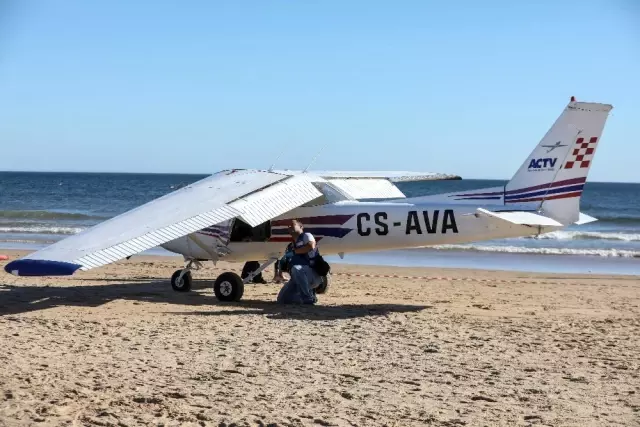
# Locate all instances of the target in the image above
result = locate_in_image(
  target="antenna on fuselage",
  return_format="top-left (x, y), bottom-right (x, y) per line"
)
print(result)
top-left (303, 145), bottom-right (325, 173)
top-left (268, 153), bottom-right (283, 172)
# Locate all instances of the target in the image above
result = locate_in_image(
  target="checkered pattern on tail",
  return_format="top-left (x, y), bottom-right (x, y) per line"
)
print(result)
top-left (564, 136), bottom-right (598, 169)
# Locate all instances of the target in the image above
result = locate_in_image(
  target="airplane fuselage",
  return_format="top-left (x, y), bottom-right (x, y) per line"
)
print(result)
top-left (161, 200), bottom-right (556, 262)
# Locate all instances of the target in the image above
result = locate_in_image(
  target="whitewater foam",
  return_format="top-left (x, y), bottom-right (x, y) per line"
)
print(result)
top-left (0, 226), bottom-right (85, 235)
top-left (432, 244), bottom-right (640, 258)
top-left (529, 230), bottom-right (640, 242)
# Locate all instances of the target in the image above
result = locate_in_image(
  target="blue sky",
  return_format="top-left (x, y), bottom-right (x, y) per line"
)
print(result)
top-left (1, 1), bottom-right (638, 182)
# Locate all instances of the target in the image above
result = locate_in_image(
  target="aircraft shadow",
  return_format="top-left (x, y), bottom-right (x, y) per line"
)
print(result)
top-left (169, 299), bottom-right (431, 321)
top-left (0, 280), bottom-right (431, 321)
top-left (0, 280), bottom-right (217, 316)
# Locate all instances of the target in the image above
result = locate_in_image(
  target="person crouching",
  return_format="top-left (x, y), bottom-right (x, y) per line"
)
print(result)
top-left (276, 219), bottom-right (322, 305)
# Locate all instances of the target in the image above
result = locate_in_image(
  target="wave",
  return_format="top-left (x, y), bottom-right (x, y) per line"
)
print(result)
top-left (589, 215), bottom-right (640, 225)
top-left (432, 244), bottom-right (640, 258)
top-left (0, 226), bottom-right (85, 235)
top-left (529, 230), bottom-right (640, 242)
top-left (0, 210), bottom-right (107, 221)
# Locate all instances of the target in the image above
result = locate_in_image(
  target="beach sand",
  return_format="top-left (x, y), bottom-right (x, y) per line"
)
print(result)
top-left (1, 250), bottom-right (639, 427)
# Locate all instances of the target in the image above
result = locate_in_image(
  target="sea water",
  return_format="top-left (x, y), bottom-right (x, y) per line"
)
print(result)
top-left (1, 172), bottom-right (639, 275)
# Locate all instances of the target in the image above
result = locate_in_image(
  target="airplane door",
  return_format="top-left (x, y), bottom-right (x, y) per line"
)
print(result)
top-left (229, 218), bottom-right (271, 242)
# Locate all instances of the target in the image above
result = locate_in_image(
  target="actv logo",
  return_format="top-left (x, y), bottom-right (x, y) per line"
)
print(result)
top-left (528, 157), bottom-right (557, 171)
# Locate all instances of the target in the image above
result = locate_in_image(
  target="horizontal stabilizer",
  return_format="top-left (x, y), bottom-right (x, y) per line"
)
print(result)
top-left (476, 208), bottom-right (563, 227)
top-left (575, 212), bottom-right (598, 225)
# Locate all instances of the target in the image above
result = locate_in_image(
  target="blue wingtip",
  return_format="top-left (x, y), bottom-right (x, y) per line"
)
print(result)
top-left (4, 259), bottom-right (83, 277)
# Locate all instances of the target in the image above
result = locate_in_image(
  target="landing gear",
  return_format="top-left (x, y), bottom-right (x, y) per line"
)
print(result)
top-left (212, 258), bottom-right (278, 302)
top-left (213, 272), bottom-right (245, 302)
top-left (170, 259), bottom-right (202, 292)
top-left (240, 257), bottom-right (277, 285)
top-left (169, 257), bottom-right (278, 302)
top-left (316, 273), bottom-right (331, 294)
top-left (171, 269), bottom-right (192, 292)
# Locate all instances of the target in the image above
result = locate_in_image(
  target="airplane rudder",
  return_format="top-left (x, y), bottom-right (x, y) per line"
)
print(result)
top-left (505, 99), bottom-right (577, 193)
top-left (503, 98), bottom-right (613, 223)
top-left (507, 98), bottom-right (613, 190)
top-left (547, 100), bottom-right (613, 185)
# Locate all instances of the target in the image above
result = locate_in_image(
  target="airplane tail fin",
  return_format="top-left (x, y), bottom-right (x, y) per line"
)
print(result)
top-left (504, 97), bottom-right (613, 224)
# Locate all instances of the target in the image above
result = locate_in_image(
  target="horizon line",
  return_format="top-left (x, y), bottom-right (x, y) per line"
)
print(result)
top-left (0, 169), bottom-right (637, 185)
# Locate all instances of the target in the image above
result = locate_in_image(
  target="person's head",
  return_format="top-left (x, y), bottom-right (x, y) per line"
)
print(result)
top-left (288, 219), bottom-right (304, 236)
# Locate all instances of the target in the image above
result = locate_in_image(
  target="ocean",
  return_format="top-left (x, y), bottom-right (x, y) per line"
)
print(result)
top-left (1, 172), bottom-right (639, 275)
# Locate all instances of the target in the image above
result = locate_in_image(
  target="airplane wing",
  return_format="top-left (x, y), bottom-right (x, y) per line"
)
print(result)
top-left (5, 169), bottom-right (323, 276)
top-left (271, 169), bottom-right (460, 200)
top-left (322, 178), bottom-right (406, 199)
top-left (274, 170), bottom-right (461, 182)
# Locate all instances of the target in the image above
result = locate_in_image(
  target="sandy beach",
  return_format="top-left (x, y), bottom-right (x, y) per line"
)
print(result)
top-left (0, 250), bottom-right (638, 427)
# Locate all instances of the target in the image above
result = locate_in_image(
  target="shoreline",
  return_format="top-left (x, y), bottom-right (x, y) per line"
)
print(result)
top-left (1, 249), bottom-right (638, 279)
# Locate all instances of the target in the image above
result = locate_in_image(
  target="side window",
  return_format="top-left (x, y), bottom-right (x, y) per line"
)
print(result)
top-left (229, 219), bottom-right (271, 242)
top-left (229, 219), bottom-right (253, 242)
top-left (251, 220), bottom-right (271, 241)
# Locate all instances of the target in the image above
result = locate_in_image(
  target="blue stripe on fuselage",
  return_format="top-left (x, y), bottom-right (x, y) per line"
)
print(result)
top-left (504, 184), bottom-right (584, 201)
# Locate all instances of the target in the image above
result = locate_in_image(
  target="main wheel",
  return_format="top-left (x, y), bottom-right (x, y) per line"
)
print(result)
top-left (316, 273), bottom-right (331, 294)
top-left (171, 269), bottom-right (192, 292)
top-left (214, 272), bottom-right (245, 302)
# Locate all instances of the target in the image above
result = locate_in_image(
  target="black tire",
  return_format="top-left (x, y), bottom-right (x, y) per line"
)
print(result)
top-left (171, 270), bottom-right (192, 292)
top-left (214, 272), bottom-right (245, 302)
top-left (316, 273), bottom-right (331, 294)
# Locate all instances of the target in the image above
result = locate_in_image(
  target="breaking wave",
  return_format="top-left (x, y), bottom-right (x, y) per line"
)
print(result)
top-left (528, 230), bottom-right (640, 242)
top-left (432, 244), bottom-right (640, 258)
top-left (0, 226), bottom-right (85, 235)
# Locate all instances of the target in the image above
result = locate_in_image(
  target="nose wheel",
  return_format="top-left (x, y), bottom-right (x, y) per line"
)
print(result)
top-left (171, 269), bottom-right (193, 292)
top-left (170, 259), bottom-right (201, 292)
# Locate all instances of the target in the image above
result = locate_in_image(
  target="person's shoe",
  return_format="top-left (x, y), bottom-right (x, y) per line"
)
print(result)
top-left (303, 295), bottom-right (317, 305)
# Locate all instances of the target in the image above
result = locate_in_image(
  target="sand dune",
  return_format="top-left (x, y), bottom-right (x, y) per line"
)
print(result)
top-left (1, 250), bottom-right (639, 426)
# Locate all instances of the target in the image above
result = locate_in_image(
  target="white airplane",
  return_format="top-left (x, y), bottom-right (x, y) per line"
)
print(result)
top-left (5, 97), bottom-right (613, 302)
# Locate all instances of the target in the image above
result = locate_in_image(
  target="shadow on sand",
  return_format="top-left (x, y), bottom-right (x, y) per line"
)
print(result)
top-left (0, 279), bottom-right (431, 321)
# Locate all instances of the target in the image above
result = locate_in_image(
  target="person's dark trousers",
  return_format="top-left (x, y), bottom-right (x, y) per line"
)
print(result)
top-left (241, 261), bottom-right (267, 283)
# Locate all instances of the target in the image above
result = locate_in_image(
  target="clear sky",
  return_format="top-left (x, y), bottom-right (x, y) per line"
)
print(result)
top-left (1, 0), bottom-right (638, 182)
